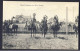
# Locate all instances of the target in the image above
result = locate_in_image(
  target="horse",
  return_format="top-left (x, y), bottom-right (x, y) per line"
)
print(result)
top-left (73, 24), bottom-right (78, 37)
top-left (12, 24), bottom-right (18, 33)
top-left (5, 23), bottom-right (18, 36)
top-left (51, 23), bottom-right (62, 38)
top-left (4, 23), bottom-right (18, 36)
top-left (28, 20), bottom-right (36, 37)
top-left (41, 19), bottom-right (48, 38)
top-left (50, 16), bottom-right (62, 38)
top-left (3, 20), bottom-right (18, 36)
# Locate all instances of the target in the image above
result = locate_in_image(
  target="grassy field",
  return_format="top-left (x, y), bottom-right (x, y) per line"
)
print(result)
top-left (2, 33), bottom-right (78, 49)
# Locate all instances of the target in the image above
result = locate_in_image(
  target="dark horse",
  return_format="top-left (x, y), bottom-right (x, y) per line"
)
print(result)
top-left (3, 22), bottom-right (18, 35)
top-left (51, 16), bottom-right (62, 38)
top-left (41, 17), bottom-right (48, 38)
top-left (12, 24), bottom-right (18, 33)
top-left (29, 18), bottom-right (37, 37)
top-left (73, 24), bottom-right (78, 37)
top-left (51, 23), bottom-right (61, 38)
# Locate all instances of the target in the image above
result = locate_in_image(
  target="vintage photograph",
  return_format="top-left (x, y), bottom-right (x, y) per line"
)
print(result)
top-left (3, 1), bottom-right (79, 49)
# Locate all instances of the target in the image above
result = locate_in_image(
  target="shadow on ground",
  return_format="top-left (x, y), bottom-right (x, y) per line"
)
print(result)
top-left (57, 37), bottom-right (67, 40)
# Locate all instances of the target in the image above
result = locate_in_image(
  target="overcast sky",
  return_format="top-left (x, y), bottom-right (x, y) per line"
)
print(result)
top-left (3, 1), bottom-right (79, 22)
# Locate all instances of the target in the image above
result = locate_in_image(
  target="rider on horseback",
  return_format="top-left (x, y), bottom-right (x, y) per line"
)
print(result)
top-left (31, 13), bottom-right (36, 37)
top-left (41, 15), bottom-right (48, 37)
top-left (51, 15), bottom-right (60, 38)
top-left (73, 16), bottom-right (78, 37)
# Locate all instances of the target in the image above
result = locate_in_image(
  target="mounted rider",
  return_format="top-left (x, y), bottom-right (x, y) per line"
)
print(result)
top-left (41, 15), bottom-right (48, 29)
top-left (31, 13), bottom-right (36, 29)
top-left (73, 16), bottom-right (78, 37)
top-left (41, 15), bottom-right (48, 37)
top-left (51, 15), bottom-right (60, 38)
top-left (53, 15), bottom-right (59, 26)
top-left (30, 13), bottom-right (37, 37)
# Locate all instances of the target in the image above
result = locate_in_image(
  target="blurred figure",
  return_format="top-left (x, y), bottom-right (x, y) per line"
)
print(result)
top-left (31, 13), bottom-right (37, 37)
top-left (41, 15), bottom-right (48, 37)
top-left (73, 16), bottom-right (78, 37)
top-left (3, 20), bottom-right (7, 32)
top-left (25, 21), bottom-right (28, 30)
top-left (51, 15), bottom-right (61, 38)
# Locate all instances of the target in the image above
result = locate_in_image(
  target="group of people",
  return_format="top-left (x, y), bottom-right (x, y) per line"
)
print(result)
top-left (3, 13), bottom-right (61, 37)
top-left (3, 19), bottom-right (18, 33)
top-left (3, 20), bottom-right (12, 32)
top-left (26, 13), bottom-right (60, 37)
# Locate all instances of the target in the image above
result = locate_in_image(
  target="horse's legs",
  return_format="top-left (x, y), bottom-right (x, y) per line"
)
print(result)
top-left (15, 28), bottom-right (17, 36)
top-left (33, 28), bottom-right (36, 37)
top-left (42, 29), bottom-right (43, 35)
top-left (35, 30), bottom-right (36, 36)
top-left (34, 29), bottom-right (36, 37)
top-left (55, 31), bottom-right (57, 37)
top-left (52, 31), bottom-right (54, 36)
top-left (13, 29), bottom-right (15, 36)
top-left (44, 29), bottom-right (47, 38)
top-left (10, 28), bottom-right (12, 36)
top-left (75, 31), bottom-right (78, 38)
top-left (54, 31), bottom-right (56, 38)
top-left (33, 29), bottom-right (34, 37)
top-left (53, 30), bottom-right (55, 38)
top-left (45, 29), bottom-right (47, 34)
top-left (7, 28), bottom-right (10, 35)
top-left (44, 31), bottom-right (45, 38)
top-left (44, 31), bottom-right (46, 38)
top-left (44, 29), bottom-right (45, 38)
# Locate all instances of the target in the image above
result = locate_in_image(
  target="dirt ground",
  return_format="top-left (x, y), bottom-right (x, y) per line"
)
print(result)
top-left (2, 33), bottom-right (78, 49)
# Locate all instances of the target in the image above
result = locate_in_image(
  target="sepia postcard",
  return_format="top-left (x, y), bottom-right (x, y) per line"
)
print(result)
top-left (3, 1), bottom-right (79, 49)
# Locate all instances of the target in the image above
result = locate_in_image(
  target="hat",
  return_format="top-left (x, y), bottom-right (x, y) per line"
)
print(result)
top-left (44, 15), bottom-right (48, 19)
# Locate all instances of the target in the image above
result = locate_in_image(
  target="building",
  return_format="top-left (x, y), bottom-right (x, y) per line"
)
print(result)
top-left (14, 15), bottom-right (32, 23)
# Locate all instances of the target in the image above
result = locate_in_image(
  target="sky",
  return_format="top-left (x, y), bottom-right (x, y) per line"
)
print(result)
top-left (3, 1), bottom-right (79, 22)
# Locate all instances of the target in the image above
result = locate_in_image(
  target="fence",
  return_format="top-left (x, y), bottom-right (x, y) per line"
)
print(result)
top-left (3, 23), bottom-right (75, 34)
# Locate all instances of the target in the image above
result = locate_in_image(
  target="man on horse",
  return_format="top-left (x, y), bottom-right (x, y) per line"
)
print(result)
top-left (31, 13), bottom-right (37, 37)
top-left (41, 15), bottom-right (48, 37)
top-left (51, 15), bottom-right (60, 38)
top-left (73, 16), bottom-right (78, 37)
